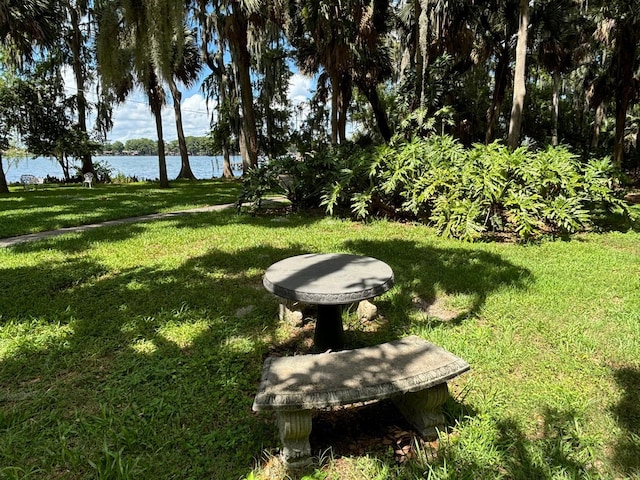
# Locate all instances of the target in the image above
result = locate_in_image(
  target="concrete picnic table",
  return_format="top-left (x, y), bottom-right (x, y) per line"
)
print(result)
top-left (263, 253), bottom-right (394, 351)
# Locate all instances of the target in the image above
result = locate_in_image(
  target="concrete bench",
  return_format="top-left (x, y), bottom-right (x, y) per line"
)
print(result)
top-left (252, 336), bottom-right (470, 468)
top-left (20, 174), bottom-right (44, 191)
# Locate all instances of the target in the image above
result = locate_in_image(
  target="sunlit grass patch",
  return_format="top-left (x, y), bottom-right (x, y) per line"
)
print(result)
top-left (0, 179), bottom-right (243, 238)
top-left (0, 318), bottom-right (74, 360)
top-left (158, 319), bottom-right (211, 349)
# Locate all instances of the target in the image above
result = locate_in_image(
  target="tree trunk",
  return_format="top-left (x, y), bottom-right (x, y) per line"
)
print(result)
top-left (591, 102), bottom-right (606, 150)
top-left (70, 7), bottom-right (95, 177)
top-left (337, 75), bottom-right (351, 144)
top-left (169, 79), bottom-right (196, 180)
top-left (0, 155), bottom-right (9, 193)
top-left (238, 124), bottom-right (248, 172)
top-left (53, 151), bottom-right (71, 181)
top-left (150, 81), bottom-right (169, 188)
top-left (155, 112), bottom-right (169, 188)
top-left (206, 37), bottom-right (235, 179)
top-left (612, 24), bottom-right (638, 167)
top-left (229, 11), bottom-right (258, 173)
top-left (330, 71), bottom-right (340, 144)
top-left (222, 144), bottom-right (233, 178)
top-left (551, 71), bottom-right (561, 146)
top-left (417, 0), bottom-right (429, 108)
top-left (614, 93), bottom-right (630, 167)
top-left (360, 84), bottom-right (392, 142)
top-left (507, 0), bottom-right (530, 150)
top-left (486, 47), bottom-right (510, 144)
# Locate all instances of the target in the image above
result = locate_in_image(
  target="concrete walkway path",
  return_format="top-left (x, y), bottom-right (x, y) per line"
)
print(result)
top-left (0, 199), bottom-right (280, 248)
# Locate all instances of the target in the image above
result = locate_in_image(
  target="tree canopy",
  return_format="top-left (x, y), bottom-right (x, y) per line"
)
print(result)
top-left (1, 0), bottom-right (639, 191)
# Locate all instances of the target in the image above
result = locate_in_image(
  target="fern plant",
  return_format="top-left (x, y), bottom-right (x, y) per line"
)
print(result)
top-left (262, 134), bottom-right (631, 242)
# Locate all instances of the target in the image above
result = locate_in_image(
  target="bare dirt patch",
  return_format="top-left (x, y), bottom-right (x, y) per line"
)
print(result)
top-left (413, 296), bottom-right (461, 321)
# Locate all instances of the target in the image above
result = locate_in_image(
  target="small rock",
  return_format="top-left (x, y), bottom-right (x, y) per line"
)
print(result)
top-left (357, 300), bottom-right (378, 321)
top-left (279, 303), bottom-right (303, 325)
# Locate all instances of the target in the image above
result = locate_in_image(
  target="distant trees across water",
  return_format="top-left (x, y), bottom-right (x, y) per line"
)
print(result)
top-left (101, 136), bottom-right (223, 157)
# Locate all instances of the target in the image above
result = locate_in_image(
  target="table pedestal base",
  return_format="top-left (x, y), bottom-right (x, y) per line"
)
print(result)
top-left (314, 305), bottom-right (345, 351)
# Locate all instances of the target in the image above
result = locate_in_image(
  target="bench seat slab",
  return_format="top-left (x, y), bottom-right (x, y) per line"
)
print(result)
top-left (253, 336), bottom-right (469, 411)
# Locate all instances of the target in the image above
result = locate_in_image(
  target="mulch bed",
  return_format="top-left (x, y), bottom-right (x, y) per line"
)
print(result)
top-left (625, 191), bottom-right (640, 204)
top-left (310, 400), bottom-right (435, 464)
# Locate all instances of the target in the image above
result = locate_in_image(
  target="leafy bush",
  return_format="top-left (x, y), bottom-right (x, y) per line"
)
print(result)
top-left (238, 136), bottom-right (630, 240)
top-left (236, 162), bottom-right (281, 213)
top-left (73, 159), bottom-right (114, 183)
top-left (238, 146), bottom-right (357, 212)
top-left (322, 136), bottom-right (631, 241)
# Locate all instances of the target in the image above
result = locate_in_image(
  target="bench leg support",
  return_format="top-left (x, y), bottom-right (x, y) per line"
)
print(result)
top-left (276, 410), bottom-right (312, 468)
top-left (392, 383), bottom-right (449, 440)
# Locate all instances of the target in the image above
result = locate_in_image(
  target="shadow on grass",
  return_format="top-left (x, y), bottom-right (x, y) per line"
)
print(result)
top-left (611, 367), bottom-right (640, 476)
top-left (255, 402), bottom-right (600, 480)
top-left (377, 406), bottom-right (599, 480)
top-left (0, 223), bottom-right (532, 478)
top-left (0, 179), bottom-right (243, 239)
top-left (344, 238), bottom-right (533, 330)
top-left (0, 241), bottom-right (313, 477)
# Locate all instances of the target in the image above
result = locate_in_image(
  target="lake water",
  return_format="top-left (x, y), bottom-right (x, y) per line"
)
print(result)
top-left (3, 155), bottom-right (243, 183)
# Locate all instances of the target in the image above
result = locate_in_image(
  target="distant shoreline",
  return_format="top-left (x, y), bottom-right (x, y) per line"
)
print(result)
top-left (5, 154), bottom-right (243, 184)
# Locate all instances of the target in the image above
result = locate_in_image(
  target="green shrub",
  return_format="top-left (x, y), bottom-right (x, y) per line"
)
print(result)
top-left (321, 136), bottom-right (631, 241)
top-left (238, 136), bottom-right (630, 240)
top-left (236, 162), bottom-right (282, 212)
top-left (238, 145), bottom-right (360, 212)
top-left (73, 159), bottom-right (113, 183)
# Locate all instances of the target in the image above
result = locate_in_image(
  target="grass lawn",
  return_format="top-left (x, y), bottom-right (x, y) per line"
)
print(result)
top-left (0, 179), bottom-right (243, 238)
top-left (1, 182), bottom-right (639, 479)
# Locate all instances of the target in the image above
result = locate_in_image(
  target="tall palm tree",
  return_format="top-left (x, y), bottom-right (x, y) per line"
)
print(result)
top-left (167, 27), bottom-right (202, 180)
top-left (195, 0), bottom-right (263, 172)
top-left (532, 0), bottom-right (591, 146)
top-left (200, 28), bottom-right (238, 178)
top-left (602, 1), bottom-right (640, 166)
top-left (0, 0), bottom-right (62, 66)
top-left (395, 0), bottom-right (478, 109)
top-left (466, 0), bottom-right (520, 144)
top-left (286, 0), bottom-right (354, 144)
top-left (287, 0), bottom-right (394, 144)
top-left (0, 75), bottom-right (20, 193)
top-left (254, 36), bottom-right (293, 160)
top-left (65, 0), bottom-right (97, 177)
top-left (350, 0), bottom-right (394, 142)
top-left (0, 0), bottom-right (62, 193)
top-left (583, 0), bottom-right (640, 165)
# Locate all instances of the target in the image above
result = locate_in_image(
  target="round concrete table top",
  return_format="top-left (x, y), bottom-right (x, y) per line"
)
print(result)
top-left (263, 253), bottom-right (394, 305)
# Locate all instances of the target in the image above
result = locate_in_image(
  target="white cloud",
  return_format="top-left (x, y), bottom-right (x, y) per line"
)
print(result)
top-left (288, 73), bottom-right (313, 106)
top-left (60, 66), bottom-right (212, 143)
top-left (288, 73), bottom-right (314, 129)
top-left (108, 73), bottom-right (315, 141)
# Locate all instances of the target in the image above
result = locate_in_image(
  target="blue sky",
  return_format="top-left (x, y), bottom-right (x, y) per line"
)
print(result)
top-left (70, 71), bottom-right (314, 144)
